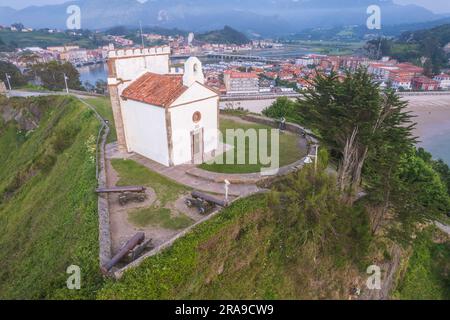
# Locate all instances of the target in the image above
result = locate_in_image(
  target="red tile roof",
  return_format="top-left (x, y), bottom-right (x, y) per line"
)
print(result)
top-left (224, 70), bottom-right (259, 79)
top-left (121, 72), bottom-right (188, 108)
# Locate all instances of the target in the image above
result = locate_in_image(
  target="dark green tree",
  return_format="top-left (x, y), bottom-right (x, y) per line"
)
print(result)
top-left (0, 61), bottom-right (27, 88)
top-left (31, 61), bottom-right (82, 91)
top-left (262, 97), bottom-right (300, 123)
top-left (297, 68), bottom-right (416, 204)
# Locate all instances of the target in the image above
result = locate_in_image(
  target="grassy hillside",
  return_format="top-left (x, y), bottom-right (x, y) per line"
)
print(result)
top-left (0, 95), bottom-right (103, 299)
top-left (83, 97), bottom-right (116, 143)
top-left (98, 167), bottom-right (372, 300)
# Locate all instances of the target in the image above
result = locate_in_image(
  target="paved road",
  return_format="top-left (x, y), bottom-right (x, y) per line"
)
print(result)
top-left (7, 90), bottom-right (56, 97)
top-left (6, 89), bottom-right (102, 100)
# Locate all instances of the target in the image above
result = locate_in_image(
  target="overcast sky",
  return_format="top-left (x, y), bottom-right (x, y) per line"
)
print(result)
top-left (3, 0), bottom-right (450, 13)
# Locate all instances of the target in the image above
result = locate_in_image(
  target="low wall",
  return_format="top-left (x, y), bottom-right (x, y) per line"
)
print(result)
top-left (240, 113), bottom-right (319, 144)
top-left (97, 125), bottom-right (112, 267)
top-left (399, 91), bottom-right (450, 97)
top-left (77, 97), bottom-right (112, 268)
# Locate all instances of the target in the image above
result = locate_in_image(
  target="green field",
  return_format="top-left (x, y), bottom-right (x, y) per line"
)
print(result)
top-left (199, 118), bottom-right (306, 174)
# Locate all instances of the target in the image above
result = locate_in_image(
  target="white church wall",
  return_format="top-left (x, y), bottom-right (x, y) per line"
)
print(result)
top-left (115, 54), bottom-right (170, 95)
top-left (171, 82), bottom-right (218, 107)
top-left (170, 94), bottom-right (219, 166)
top-left (122, 99), bottom-right (170, 166)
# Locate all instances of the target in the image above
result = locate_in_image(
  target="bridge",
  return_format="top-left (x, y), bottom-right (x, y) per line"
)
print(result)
top-left (171, 53), bottom-right (282, 63)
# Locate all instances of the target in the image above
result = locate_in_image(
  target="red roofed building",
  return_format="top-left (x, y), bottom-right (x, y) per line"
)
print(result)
top-left (411, 76), bottom-right (439, 91)
top-left (108, 47), bottom-right (219, 166)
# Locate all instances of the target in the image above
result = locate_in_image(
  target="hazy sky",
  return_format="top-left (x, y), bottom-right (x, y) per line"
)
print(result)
top-left (3, 0), bottom-right (450, 13)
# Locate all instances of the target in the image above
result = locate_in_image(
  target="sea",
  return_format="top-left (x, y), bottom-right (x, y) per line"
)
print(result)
top-left (78, 63), bottom-right (108, 85)
top-left (420, 131), bottom-right (450, 165)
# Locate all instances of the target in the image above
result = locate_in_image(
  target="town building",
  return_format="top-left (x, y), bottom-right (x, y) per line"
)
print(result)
top-left (107, 47), bottom-right (219, 166)
top-left (411, 76), bottom-right (440, 91)
top-left (433, 74), bottom-right (450, 90)
top-left (223, 70), bottom-right (259, 94)
top-left (296, 56), bottom-right (314, 67)
top-left (47, 45), bottom-right (80, 53)
top-left (391, 76), bottom-right (412, 91)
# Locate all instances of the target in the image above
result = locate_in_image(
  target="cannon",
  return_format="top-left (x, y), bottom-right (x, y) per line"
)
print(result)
top-left (96, 186), bottom-right (147, 206)
top-left (119, 192), bottom-right (146, 206)
top-left (101, 232), bottom-right (145, 274)
top-left (185, 197), bottom-right (215, 215)
top-left (185, 190), bottom-right (228, 215)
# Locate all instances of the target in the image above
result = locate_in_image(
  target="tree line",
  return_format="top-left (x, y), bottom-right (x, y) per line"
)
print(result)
top-left (264, 69), bottom-right (450, 239)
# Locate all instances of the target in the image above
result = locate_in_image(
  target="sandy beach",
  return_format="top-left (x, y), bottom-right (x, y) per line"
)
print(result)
top-left (404, 94), bottom-right (450, 163)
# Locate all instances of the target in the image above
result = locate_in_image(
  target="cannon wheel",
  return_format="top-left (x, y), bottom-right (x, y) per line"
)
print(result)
top-left (185, 199), bottom-right (194, 208)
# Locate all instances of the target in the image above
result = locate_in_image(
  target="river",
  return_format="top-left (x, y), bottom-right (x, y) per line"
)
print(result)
top-left (78, 63), bottom-right (108, 85)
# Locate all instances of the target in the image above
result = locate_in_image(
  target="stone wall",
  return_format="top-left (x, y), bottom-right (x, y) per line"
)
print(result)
top-left (97, 125), bottom-right (112, 267)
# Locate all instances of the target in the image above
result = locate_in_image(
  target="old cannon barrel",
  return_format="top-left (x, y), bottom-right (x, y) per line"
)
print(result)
top-left (191, 190), bottom-right (228, 207)
top-left (96, 186), bottom-right (146, 194)
top-left (101, 232), bottom-right (145, 273)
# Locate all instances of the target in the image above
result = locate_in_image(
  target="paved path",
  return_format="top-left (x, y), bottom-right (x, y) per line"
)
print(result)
top-left (106, 142), bottom-right (261, 197)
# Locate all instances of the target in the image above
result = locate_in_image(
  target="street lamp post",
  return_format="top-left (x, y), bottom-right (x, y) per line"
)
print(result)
top-left (5, 73), bottom-right (12, 91)
top-left (63, 73), bottom-right (69, 94)
top-left (224, 179), bottom-right (231, 204)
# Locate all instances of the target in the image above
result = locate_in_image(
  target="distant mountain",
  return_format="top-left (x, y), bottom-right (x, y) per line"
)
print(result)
top-left (289, 17), bottom-right (450, 41)
top-left (0, 0), bottom-right (446, 36)
top-left (196, 26), bottom-right (250, 45)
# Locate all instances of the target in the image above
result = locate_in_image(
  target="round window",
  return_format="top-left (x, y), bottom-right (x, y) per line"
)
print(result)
top-left (192, 111), bottom-right (202, 123)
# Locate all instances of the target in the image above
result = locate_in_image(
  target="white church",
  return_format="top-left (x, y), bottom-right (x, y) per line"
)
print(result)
top-left (107, 46), bottom-right (219, 167)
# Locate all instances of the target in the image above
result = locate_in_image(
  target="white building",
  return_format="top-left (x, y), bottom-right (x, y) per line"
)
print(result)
top-left (433, 74), bottom-right (450, 90)
top-left (223, 70), bottom-right (259, 94)
top-left (107, 47), bottom-right (219, 166)
top-left (391, 77), bottom-right (412, 91)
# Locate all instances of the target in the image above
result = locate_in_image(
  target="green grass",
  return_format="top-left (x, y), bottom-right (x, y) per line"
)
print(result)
top-left (83, 97), bottom-right (117, 144)
top-left (129, 207), bottom-right (193, 230)
top-left (111, 159), bottom-right (192, 229)
top-left (394, 228), bottom-right (450, 300)
top-left (199, 118), bottom-right (306, 174)
top-left (0, 95), bottom-right (103, 299)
